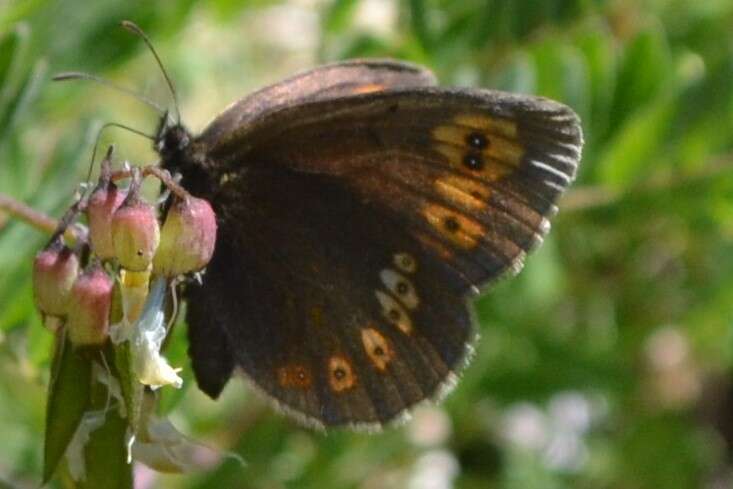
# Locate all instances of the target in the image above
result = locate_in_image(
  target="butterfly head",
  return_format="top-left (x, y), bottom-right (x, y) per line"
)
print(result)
top-left (155, 113), bottom-right (191, 161)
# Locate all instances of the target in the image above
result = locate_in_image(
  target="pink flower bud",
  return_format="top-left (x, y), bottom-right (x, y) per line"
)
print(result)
top-left (32, 241), bottom-right (80, 318)
top-left (67, 264), bottom-right (113, 347)
top-left (112, 197), bottom-right (160, 272)
top-left (153, 197), bottom-right (217, 276)
top-left (87, 181), bottom-right (126, 260)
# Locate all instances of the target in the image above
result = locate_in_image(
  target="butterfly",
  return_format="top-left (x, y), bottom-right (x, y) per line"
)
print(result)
top-left (150, 57), bottom-right (583, 430)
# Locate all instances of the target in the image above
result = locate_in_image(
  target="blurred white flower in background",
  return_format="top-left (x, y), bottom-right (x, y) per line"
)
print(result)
top-left (408, 406), bottom-right (452, 447)
top-left (355, 0), bottom-right (398, 37)
top-left (644, 326), bottom-right (701, 409)
top-left (500, 391), bottom-right (603, 473)
top-left (548, 392), bottom-right (593, 437)
top-left (408, 449), bottom-right (460, 489)
top-left (501, 403), bottom-right (548, 451)
top-left (250, 3), bottom-right (320, 51)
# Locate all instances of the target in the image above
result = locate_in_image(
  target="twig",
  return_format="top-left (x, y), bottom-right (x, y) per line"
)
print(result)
top-left (110, 165), bottom-right (189, 200)
top-left (0, 193), bottom-right (84, 243)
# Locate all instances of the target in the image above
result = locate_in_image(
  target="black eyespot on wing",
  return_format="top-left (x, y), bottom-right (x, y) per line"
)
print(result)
top-left (466, 132), bottom-right (488, 149)
top-left (462, 153), bottom-right (484, 170)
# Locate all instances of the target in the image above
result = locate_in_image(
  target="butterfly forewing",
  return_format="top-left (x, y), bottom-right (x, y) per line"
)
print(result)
top-left (199, 59), bottom-right (437, 145)
top-left (180, 62), bottom-right (583, 428)
top-left (204, 88), bottom-right (581, 289)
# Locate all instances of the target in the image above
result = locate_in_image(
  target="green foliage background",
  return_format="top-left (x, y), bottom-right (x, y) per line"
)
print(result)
top-left (1, 0), bottom-right (733, 488)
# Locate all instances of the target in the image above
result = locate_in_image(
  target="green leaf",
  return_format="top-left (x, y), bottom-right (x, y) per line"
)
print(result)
top-left (408, 0), bottom-right (432, 53)
top-left (110, 280), bottom-right (143, 433)
top-left (0, 58), bottom-right (47, 171)
top-left (114, 340), bottom-right (143, 434)
top-left (78, 371), bottom-right (133, 489)
top-left (596, 88), bottom-right (678, 188)
top-left (488, 50), bottom-right (537, 94)
top-left (0, 23), bottom-right (29, 111)
top-left (322, 0), bottom-right (359, 34)
top-left (78, 411), bottom-right (132, 489)
top-left (43, 333), bottom-right (92, 484)
top-left (608, 23), bottom-right (672, 136)
top-left (530, 41), bottom-right (590, 120)
top-left (0, 22), bottom-right (30, 141)
top-left (576, 27), bottom-right (617, 152)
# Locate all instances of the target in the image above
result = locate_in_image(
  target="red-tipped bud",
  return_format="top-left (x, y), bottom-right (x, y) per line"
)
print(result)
top-left (112, 196), bottom-right (160, 272)
top-left (87, 181), bottom-right (126, 259)
top-left (154, 197), bottom-right (217, 276)
top-left (67, 264), bottom-right (113, 347)
top-left (32, 241), bottom-right (80, 318)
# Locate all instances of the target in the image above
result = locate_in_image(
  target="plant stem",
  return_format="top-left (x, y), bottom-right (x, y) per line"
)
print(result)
top-left (0, 192), bottom-right (83, 243)
top-left (110, 165), bottom-right (189, 200)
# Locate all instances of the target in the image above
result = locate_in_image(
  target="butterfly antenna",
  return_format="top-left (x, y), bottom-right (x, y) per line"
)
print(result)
top-left (53, 72), bottom-right (164, 115)
top-left (86, 122), bottom-right (155, 186)
top-left (121, 20), bottom-right (181, 124)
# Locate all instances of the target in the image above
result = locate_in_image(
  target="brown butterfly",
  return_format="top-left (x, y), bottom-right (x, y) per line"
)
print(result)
top-left (154, 57), bottom-right (584, 429)
top-left (145, 55), bottom-right (582, 429)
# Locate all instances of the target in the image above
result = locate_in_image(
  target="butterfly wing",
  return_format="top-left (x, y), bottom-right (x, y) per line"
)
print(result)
top-left (185, 86), bottom-right (582, 428)
top-left (198, 59), bottom-right (437, 145)
top-left (186, 165), bottom-right (479, 429)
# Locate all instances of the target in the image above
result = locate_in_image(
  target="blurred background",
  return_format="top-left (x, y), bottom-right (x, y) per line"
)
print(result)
top-left (1, 0), bottom-right (733, 488)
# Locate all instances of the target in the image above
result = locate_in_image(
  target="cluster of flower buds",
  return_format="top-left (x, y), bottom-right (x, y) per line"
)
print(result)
top-left (110, 169), bottom-right (160, 273)
top-left (32, 149), bottom-right (217, 356)
top-left (66, 263), bottom-right (114, 346)
top-left (32, 238), bottom-right (79, 326)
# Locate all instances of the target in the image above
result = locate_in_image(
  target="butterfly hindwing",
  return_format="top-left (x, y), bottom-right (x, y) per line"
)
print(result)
top-left (199, 59), bottom-right (437, 145)
top-left (183, 65), bottom-right (583, 427)
top-left (186, 164), bottom-right (474, 428)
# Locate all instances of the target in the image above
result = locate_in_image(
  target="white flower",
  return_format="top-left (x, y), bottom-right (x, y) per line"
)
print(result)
top-left (132, 415), bottom-right (240, 473)
top-left (130, 277), bottom-right (182, 389)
